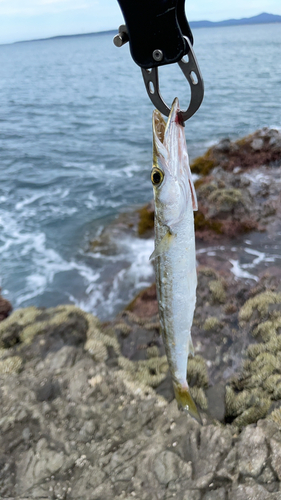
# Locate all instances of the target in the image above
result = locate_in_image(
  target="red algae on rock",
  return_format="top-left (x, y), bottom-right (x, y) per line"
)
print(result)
top-left (190, 150), bottom-right (216, 176)
top-left (190, 128), bottom-right (281, 238)
top-left (192, 128), bottom-right (281, 176)
top-left (86, 128), bottom-right (281, 245)
top-left (125, 283), bottom-right (158, 318)
top-left (0, 290), bottom-right (12, 322)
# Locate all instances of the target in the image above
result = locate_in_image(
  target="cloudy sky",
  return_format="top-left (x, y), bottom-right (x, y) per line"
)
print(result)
top-left (0, 0), bottom-right (280, 44)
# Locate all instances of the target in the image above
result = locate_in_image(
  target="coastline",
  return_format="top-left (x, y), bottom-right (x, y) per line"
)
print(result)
top-left (2, 12), bottom-right (281, 47)
top-left (1, 127), bottom-right (281, 497)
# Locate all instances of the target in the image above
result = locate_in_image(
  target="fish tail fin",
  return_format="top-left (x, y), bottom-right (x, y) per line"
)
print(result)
top-left (173, 382), bottom-right (202, 424)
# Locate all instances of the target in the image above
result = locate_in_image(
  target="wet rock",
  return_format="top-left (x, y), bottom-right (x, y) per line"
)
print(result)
top-left (154, 450), bottom-right (192, 485)
top-left (36, 378), bottom-right (60, 402)
top-left (214, 138), bottom-right (232, 153)
top-left (270, 437), bottom-right (281, 480)
top-left (190, 128), bottom-right (281, 238)
top-left (86, 128), bottom-right (281, 246)
top-left (1, 300), bottom-right (281, 498)
top-left (0, 291), bottom-right (12, 322)
top-left (206, 383), bottom-right (226, 421)
top-left (231, 481), bottom-right (276, 500)
top-left (202, 488), bottom-right (226, 500)
top-left (0, 355), bottom-right (22, 374)
top-left (191, 128), bottom-right (281, 176)
top-left (237, 426), bottom-right (267, 477)
top-left (16, 438), bottom-right (66, 491)
top-left (251, 138), bottom-right (264, 151)
top-left (125, 282), bottom-right (158, 318)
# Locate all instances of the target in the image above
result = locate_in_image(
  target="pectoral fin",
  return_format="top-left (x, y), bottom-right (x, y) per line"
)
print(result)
top-left (149, 231), bottom-right (174, 261)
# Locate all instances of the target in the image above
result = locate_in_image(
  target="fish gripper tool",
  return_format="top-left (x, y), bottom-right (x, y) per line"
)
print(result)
top-left (114, 0), bottom-right (204, 122)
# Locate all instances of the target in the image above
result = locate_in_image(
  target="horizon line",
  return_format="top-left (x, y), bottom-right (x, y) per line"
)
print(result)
top-left (1, 11), bottom-right (281, 47)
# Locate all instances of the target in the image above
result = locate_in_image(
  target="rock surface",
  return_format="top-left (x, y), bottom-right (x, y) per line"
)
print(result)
top-left (191, 128), bottom-right (281, 239)
top-left (1, 302), bottom-right (281, 499)
top-left (1, 129), bottom-right (281, 498)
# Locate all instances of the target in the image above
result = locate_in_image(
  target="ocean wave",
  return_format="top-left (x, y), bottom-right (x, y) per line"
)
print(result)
top-left (74, 236), bottom-right (154, 319)
top-left (0, 205), bottom-right (154, 318)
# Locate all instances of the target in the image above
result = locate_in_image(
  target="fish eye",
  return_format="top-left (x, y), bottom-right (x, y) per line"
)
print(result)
top-left (151, 167), bottom-right (164, 187)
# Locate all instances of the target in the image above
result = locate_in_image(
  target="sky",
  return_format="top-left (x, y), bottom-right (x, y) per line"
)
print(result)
top-left (0, 0), bottom-right (281, 45)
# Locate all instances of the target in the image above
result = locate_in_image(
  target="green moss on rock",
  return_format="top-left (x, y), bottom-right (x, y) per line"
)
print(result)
top-left (232, 398), bottom-right (271, 428)
top-left (118, 354), bottom-right (169, 388)
top-left (225, 288), bottom-right (281, 428)
top-left (0, 304), bottom-right (120, 365)
top-left (208, 188), bottom-right (244, 213)
top-left (187, 355), bottom-right (209, 389)
top-left (146, 346), bottom-right (160, 359)
top-left (239, 291), bottom-right (281, 323)
top-left (190, 386), bottom-right (208, 411)
top-left (247, 335), bottom-right (281, 359)
top-left (137, 204), bottom-right (154, 236)
top-left (194, 211), bottom-right (223, 234)
top-left (191, 150), bottom-right (216, 176)
top-left (0, 356), bottom-right (22, 374)
top-left (209, 280), bottom-right (226, 304)
top-left (268, 408), bottom-right (281, 427)
top-left (203, 316), bottom-right (222, 331)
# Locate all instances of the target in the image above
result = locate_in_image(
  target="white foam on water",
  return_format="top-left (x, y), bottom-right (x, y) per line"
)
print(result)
top-left (197, 245), bottom-right (226, 254)
top-left (15, 193), bottom-right (45, 211)
top-left (197, 243), bottom-right (280, 283)
top-left (269, 125), bottom-right (281, 132)
top-left (0, 207), bottom-right (99, 307)
top-left (1, 201), bottom-right (155, 319)
top-left (119, 164), bottom-right (142, 178)
top-left (243, 247), bottom-right (277, 267)
top-left (203, 139), bottom-right (218, 149)
top-left (13, 187), bottom-right (74, 222)
top-left (85, 192), bottom-right (122, 210)
top-left (75, 236), bottom-right (155, 318)
top-left (229, 259), bottom-right (258, 281)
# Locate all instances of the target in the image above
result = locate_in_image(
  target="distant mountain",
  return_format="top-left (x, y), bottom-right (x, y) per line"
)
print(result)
top-left (13, 12), bottom-right (281, 45)
top-left (189, 12), bottom-right (281, 29)
top-left (15, 30), bottom-right (116, 44)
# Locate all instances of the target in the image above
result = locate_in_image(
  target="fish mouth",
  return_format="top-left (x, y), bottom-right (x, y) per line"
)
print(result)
top-left (152, 97), bottom-right (182, 167)
top-left (152, 97), bottom-right (186, 174)
top-left (152, 98), bottom-right (198, 210)
top-left (164, 97), bottom-right (182, 139)
top-left (152, 97), bottom-right (180, 146)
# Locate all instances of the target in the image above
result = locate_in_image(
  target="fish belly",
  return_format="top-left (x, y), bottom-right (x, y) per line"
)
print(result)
top-left (155, 212), bottom-right (197, 385)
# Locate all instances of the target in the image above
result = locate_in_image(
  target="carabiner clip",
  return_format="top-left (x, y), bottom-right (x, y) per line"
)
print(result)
top-left (114, 0), bottom-right (204, 121)
top-left (141, 37), bottom-right (204, 121)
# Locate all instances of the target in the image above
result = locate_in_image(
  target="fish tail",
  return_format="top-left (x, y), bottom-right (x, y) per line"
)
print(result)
top-left (173, 382), bottom-right (202, 424)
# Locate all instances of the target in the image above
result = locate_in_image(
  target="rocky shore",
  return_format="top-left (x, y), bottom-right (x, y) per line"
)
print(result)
top-left (1, 128), bottom-right (281, 499)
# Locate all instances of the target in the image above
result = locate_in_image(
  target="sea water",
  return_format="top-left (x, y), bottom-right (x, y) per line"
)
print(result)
top-left (0, 24), bottom-right (281, 319)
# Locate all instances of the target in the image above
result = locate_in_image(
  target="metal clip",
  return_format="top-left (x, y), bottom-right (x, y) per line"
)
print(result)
top-left (114, 0), bottom-right (204, 121)
top-left (141, 37), bottom-right (204, 122)
top-left (113, 25), bottom-right (129, 48)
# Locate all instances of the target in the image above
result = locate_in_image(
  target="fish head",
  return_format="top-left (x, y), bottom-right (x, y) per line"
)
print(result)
top-left (151, 98), bottom-right (197, 229)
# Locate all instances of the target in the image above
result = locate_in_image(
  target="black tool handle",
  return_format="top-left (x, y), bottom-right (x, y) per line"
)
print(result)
top-left (116, 0), bottom-right (193, 69)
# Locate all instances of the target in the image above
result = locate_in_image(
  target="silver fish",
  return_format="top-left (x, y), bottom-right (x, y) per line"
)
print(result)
top-left (150, 97), bottom-right (200, 422)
